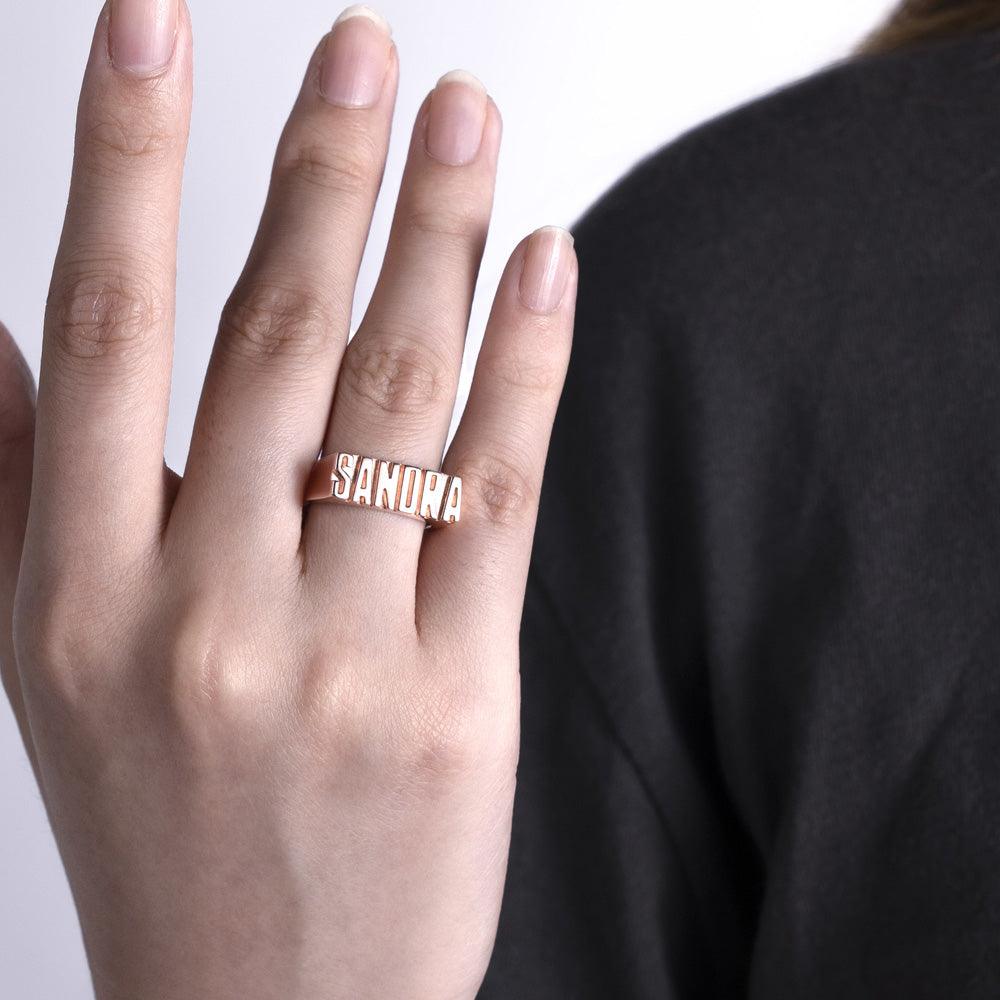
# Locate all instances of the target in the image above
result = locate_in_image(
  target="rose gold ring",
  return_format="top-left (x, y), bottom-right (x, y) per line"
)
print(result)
top-left (305, 452), bottom-right (462, 526)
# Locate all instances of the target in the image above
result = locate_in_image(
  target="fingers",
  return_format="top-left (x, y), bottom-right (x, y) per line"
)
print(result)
top-left (0, 323), bottom-right (38, 769)
top-left (171, 8), bottom-right (398, 558)
top-left (33, 0), bottom-right (192, 566)
top-left (417, 227), bottom-right (576, 644)
top-left (305, 71), bottom-right (502, 582)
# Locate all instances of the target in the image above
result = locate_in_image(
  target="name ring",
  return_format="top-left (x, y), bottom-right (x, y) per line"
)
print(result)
top-left (305, 452), bottom-right (462, 526)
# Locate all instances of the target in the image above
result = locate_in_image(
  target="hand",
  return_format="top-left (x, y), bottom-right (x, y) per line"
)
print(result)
top-left (0, 2), bottom-right (576, 998)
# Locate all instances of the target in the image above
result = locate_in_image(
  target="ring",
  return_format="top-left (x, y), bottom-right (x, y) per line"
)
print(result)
top-left (305, 452), bottom-right (462, 526)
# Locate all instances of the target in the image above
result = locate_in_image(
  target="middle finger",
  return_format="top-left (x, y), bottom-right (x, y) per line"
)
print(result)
top-left (169, 7), bottom-right (398, 559)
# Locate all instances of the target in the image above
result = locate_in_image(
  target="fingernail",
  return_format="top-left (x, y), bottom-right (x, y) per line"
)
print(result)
top-left (425, 70), bottom-right (488, 166)
top-left (519, 227), bottom-right (575, 315)
top-left (320, 5), bottom-right (393, 109)
top-left (109, 0), bottom-right (178, 77)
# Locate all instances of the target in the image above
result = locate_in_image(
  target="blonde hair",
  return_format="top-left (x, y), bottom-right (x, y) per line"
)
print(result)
top-left (860, 0), bottom-right (1000, 55)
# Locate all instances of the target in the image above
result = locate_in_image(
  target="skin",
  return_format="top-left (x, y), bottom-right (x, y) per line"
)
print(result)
top-left (0, 4), bottom-right (576, 998)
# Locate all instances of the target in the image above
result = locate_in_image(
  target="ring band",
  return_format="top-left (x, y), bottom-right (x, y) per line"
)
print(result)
top-left (305, 452), bottom-right (462, 526)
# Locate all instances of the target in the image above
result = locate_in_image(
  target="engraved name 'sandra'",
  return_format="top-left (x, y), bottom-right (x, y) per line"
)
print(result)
top-left (308, 452), bottom-right (463, 525)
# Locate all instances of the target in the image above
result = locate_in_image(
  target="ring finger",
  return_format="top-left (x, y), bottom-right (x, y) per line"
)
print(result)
top-left (305, 70), bottom-right (502, 588)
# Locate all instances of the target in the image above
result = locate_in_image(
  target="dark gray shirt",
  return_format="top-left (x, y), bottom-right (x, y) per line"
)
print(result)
top-left (481, 28), bottom-right (1000, 999)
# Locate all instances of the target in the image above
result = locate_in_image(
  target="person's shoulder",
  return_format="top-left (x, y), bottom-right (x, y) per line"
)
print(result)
top-left (572, 27), bottom-right (1000, 291)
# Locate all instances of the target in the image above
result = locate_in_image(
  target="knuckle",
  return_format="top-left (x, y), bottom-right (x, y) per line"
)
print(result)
top-left (402, 672), bottom-right (519, 783)
top-left (479, 348), bottom-right (562, 397)
top-left (48, 266), bottom-right (164, 362)
top-left (12, 585), bottom-right (117, 708)
top-left (166, 622), bottom-right (266, 739)
top-left (297, 656), bottom-right (405, 768)
top-left (220, 281), bottom-right (336, 364)
top-left (452, 451), bottom-right (536, 526)
top-left (404, 203), bottom-right (486, 246)
top-left (340, 335), bottom-right (451, 418)
top-left (405, 682), bottom-right (482, 780)
top-left (297, 654), bottom-right (366, 737)
top-left (79, 109), bottom-right (177, 171)
top-left (274, 136), bottom-right (379, 197)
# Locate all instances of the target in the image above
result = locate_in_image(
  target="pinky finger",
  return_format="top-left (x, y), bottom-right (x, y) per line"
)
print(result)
top-left (417, 226), bottom-right (576, 644)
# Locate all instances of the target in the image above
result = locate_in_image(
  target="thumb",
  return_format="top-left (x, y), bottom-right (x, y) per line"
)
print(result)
top-left (0, 320), bottom-right (37, 761)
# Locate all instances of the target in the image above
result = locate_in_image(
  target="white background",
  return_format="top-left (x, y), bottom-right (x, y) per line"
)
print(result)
top-left (1, 0), bottom-right (892, 993)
